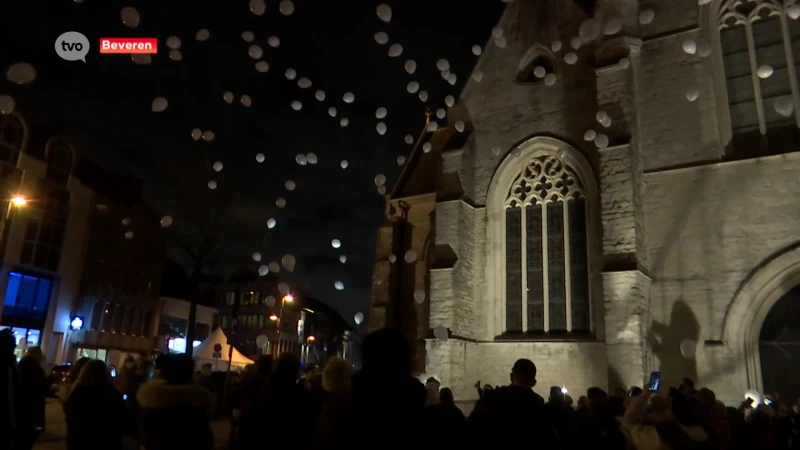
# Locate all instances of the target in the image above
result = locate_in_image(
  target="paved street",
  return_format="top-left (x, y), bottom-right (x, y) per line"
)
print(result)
top-left (33, 399), bottom-right (231, 450)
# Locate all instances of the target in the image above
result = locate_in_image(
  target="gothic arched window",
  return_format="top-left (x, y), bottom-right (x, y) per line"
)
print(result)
top-left (503, 153), bottom-right (591, 334)
top-left (718, 0), bottom-right (800, 151)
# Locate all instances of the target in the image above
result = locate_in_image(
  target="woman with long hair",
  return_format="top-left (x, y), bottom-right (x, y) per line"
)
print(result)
top-left (58, 357), bottom-right (89, 401)
top-left (63, 360), bottom-right (130, 450)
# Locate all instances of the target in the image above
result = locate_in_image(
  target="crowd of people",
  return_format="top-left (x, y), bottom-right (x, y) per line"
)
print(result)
top-left (2, 326), bottom-right (800, 450)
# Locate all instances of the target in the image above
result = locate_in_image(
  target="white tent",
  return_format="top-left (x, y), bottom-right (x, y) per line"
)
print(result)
top-left (192, 327), bottom-right (254, 371)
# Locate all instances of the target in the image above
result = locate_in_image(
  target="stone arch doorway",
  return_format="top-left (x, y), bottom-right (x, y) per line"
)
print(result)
top-left (759, 285), bottom-right (800, 404)
top-left (723, 244), bottom-right (800, 397)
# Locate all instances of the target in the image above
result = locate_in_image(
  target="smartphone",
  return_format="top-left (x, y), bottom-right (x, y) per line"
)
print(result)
top-left (648, 371), bottom-right (661, 392)
top-left (764, 398), bottom-right (773, 406)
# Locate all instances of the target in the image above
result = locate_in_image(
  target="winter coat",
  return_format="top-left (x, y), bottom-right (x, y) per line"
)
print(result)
top-left (137, 379), bottom-right (214, 450)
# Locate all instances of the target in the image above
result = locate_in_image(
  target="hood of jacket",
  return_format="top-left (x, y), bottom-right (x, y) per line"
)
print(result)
top-left (137, 379), bottom-right (213, 410)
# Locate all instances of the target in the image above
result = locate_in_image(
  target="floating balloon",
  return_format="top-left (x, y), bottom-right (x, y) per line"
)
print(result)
top-left (122, 217), bottom-right (131, 227)
top-left (405, 250), bottom-right (417, 263)
top-left (0, 95), bottom-right (16, 115)
top-left (269, 261), bottom-right (280, 273)
top-left (307, 153), bottom-right (318, 164)
top-left (223, 91), bottom-right (234, 104)
top-left (213, 161), bottom-right (223, 172)
top-left (343, 92), bottom-right (354, 103)
top-left (414, 289), bottom-right (426, 303)
top-left (551, 41), bottom-right (562, 52)
top-left (340, 118), bottom-right (349, 128)
top-left (265, 295), bottom-right (276, 307)
top-left (276, 197), bottom-right (286, 208)
top-left (686, 88), bottom-right (699, 102)
top-left (196, 29), bottom-right (210, 41)
top-left (241, 95), bottom-right (252, 107)
top-left (125, 231), bottom-right (134, 239)
top-left (405, 60), bottom-right (417, 74)
top-left (121, 6), bottom-right (140, 28)
top-left (256, 153), bottom-right (265, 163)
top-left (397, 155), bottom-right (406, 165)
top-left (375, 174), bottom-right (386, 186)
top-left (285, 68), bottom-right (297, 80)
top-left (268, 36), bottom-right (280, 47)
top-left (433, 326), bottom-right (448, 341)
top-left (285, 180), bottom-right (296, 191)
top-left (267, 218), bottom-right (276, 229)
top-left (680, 339), bottom-right (697, 359)
top-left (619, 58), bottom-right (630, 69)
top-left (377, 186), bottom-right (386, 195)
top-left (315, 90), bottom-right (326, 101)
top-left (291, 101), bottom-right (302, 111)
top-left (374, 32), bottom-right (389, 45)
top-left (249, 0), bottom-right (266, 15)
top-left (252, 252), bottom-right (262, 262)
top-left (376, 122), bottom-right (387, 135)
top-left (279, 0), bottom-right (295, 15)
top-left (339, 255), bottom-right (347, 263)
top-left (166, 36), bottom-right (181, 50)
top-left (472, 70), bottom-right (484, 82)
top-left (604, 18), bottom-right (622, 35)
top-left (564, 52), bottom-right (578, 65)
top-left (774, 96), bottom-right (794, 117)
top-left (683, 40), bottom-right (697, 54)
top-left (427, 122), bottom-right (438, 132)
top-left (404, 135), bottom-right (414, 144)
top-left (191, 129), bottom-right (202, 141)
top-left (436, 59), bottom-right (450, 71)
top-left (495, 37), bottom-right (507, 48)
top-left (354, 312), bottom-right (364, 325)
top-left (298, 77), bottom-right (312, 88)
top-left (571, 36), bottom-right (581, 50)
top-left (790, 4), bottom-right (800, 19)
top-left (296, 154), bottom-right (307, 165)
top-left (455, 121), bottom-right (465, 132)
top-left (340, 160), bottom-right (348, 169)
top-left (169, 50), bottom-right (182, 61)
top-left (328, 107), bottom-right (337, 117)
top-left (202, 130), bottom-right (215, 141)
top-left (131, 54), bottom-right (151, 65)
top-left (594, 133), bottom-right (609, 149)
top-left (258, 265), bottom-right (269, 276)
top-left (388, 254), bottom-right (396, 263)
top-left (331, 239), bottom-right (341, 248)
top-left (423, 142), bottom-right (432, 153)
top-left (151, 97), bottom-right (168, 112)
top-left (278, 282), bottom-right (289, 295)
top-left (377, 4), bottom-right (392, 22)
top-left (492, 27), bottom-right (503, 38)
top-left (445, 95), bottom-right (455, 107)
top-left (446, 73), bottom-right (457, 85)
top-left (376, 107), bottom-right (387, 119)
top-left (533, 66), bottom-right (546, 78)
top-left (419, 91), bottom-right (428, 102)
top-left (388, 44), bottom-right (403, 57)
top-left (6, 63), bottom-right (36, 85)
top-left (579, 18), bottom-right (601, 43)
top-left (334, 281), bottom-right (344, 290)
top-left (160, 216), bottom-right (173, 227)
top-left (639, 8), bottom-right (655, 25)
top-left (436, 108), bottom-right (445, 119)
top-left (282, 254), bottom-right (296, 272)
top-left (256, 334), bottom-right (269, 348)
top-left (249, 45), bottom-right (263, 59)
top-left (757, 65), bottom-right (774, 79)
top-left (544, 73), bottom-right (557, 86)
top-left (584, 130), bottom-right (596, 141)
top-left (241, 31), bottom-right (254, 42)
top-left (407, 81), bottom-right (420, 93)
top-left (697, 40), bottom-right (711, 58)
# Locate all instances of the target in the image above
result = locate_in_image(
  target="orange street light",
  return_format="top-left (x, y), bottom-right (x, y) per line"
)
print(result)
top-left (269, 314), bottom-right (278, 321)
top-left (307, 336), bottom-right (316, 342)
top-left (283, 294), bottom-right (294, 303)
top-left (10, 196), bottom-right (26, 206)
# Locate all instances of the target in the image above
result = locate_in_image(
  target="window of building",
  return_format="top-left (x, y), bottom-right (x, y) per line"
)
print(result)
top-left (44, 139), bottom-right (74, 187)
top-left (19, 181), bottom-right (69, 272)
top-left (159, 315), bottom-right (188, 337)
top-left (2, 271), bottom-right (52, 320)
top-left (719, 2), bottom-right (800, 154)
top-left (0, 114), bottom-right (24, 164)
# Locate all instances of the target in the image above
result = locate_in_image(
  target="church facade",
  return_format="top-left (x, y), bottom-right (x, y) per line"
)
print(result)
top-left (369, 0), bottom-right (800, 407)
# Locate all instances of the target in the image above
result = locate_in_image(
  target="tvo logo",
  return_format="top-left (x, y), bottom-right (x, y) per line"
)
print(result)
top-left (55, 31), bottom-right (90, 62)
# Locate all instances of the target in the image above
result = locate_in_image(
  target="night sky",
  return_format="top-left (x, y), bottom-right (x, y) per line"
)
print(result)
top-left (0, 0), bottom-right (504, 325)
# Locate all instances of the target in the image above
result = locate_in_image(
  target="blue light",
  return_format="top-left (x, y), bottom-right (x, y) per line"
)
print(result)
top-left (69, 316), bottom-right (84, 331)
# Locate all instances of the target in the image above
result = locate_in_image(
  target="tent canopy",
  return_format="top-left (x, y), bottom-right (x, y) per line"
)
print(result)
top-left (193, 327), bottom-right (253, 370)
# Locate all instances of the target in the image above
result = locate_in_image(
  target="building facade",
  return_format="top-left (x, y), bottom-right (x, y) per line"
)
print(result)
top-left (157, 296), bottom-right (217, 354)
top-left (370, 0), bottom-right (800, 406)
top-left (0, 112), bottom-right (166, 365)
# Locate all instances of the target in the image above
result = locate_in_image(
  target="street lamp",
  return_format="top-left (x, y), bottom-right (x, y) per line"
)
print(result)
top-left (0, 195), bottom-right (27, 254)
top-left (272, 293), bottom-right (294, 356)
top-left (268, 314), bottom-right (278, 321)
top-left (10, 196), bottom-right (26, 206)
top-left (307, 336), bottom-right (315, 342)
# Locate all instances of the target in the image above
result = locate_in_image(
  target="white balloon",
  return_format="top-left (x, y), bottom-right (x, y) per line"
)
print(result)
top-left (256, 153), bottom-right (265, 163)
top-left (436, 59), bottom-right (450, 71)
top-left (343, 92), bottom-right (354, 103)
top-left (697, 40), bottom-right (712, 57)
top-left (285, 180), bottom-right (296, 191)
top-left (544, 73), bottom-right (557, 86)
top-left (447, 73), bottom-right (458, 85)
top-left (202, 130), bottom-right (215, 141)
top-left (551, 41), bottom-right (562, 52)
top-left (376, 107), bottom-right (387, 119)
top-left (472, 45), bottom-right (482, 56)
top-left (223, 91), bottom-right (234, 104)
top-left (282, 254), bottom-right (296, 272)
top-left (594, 133), bottom-right (609, 149)
top-left (604, 18), bottom-right (622, 35)
top-left (6, 63), bottom-right (36, 85)
top-left (472, 70), bottom-right (484, 82)
top-left (340, 118), bottom-right (349, 127)
top-left (0, 95), bottom-right (16, 115)
top-left (404, 250), bottom-right (417, 263)
top-left (241, 95), bottom-right (252, 107)
top-left (285, 68), bottom-right (297, 80)
top-left (258, 265), bottom-right (269, 276)
top-left (152, 97), bottom-right (169, 112)
top-left (596, 111), bottom-right (609, 124)
top-left (789, 4), bottom-right (800, 19)
top-left (773, 96), bottom-right (794, 117)
top-left (268, 36), bottom-right (280, 47)
top-left (249, 45), bottom-right (263, 59)
top-left (265, 296), bottom-right (276, 307)
top-left (377, 3), bottom-right (392, 22)
top-left (256, 334), bottom-right (269, 348)
top-left (445, 95), bottom-right (455, 107)
top-left (169, 50), bottom-right (182, 61)
top-left (213, 161), bottom-right (223, 172)
top-left (564, 52), bottom-right (578, 65)
top-left (579, 18), bottom-right (602, 43)
top-left (191, 128), bottom-right (202, 140)
top-left (397, 155), bottom-right (406, 165)
top-left (279, 0), bottom-right (295, 15)
top-left (334, 281), bottom-right (345, 291)
top-left (433, 325), bottom-right (448, 341)
top-left (339, 254), bottom-right (347, 263)
top-left (269, 262), bottom-right (280, 273)
top-left (492, 147), bottom-right (501, 156)
top-left (571, 36), bottom-right (581, 50)
top-left (276, 197), bottom-right (286, 208)
top-left (619, 58), bottom-right (630, 69)
top-left (404, 134), bottom-right (414, 144)
top-left (206, 180), bottom-right (218, 190)
top-left (414, 289), bottom-right (426, 304)
top-left (278, 282), bottom-right (289, 295)
top-left (683, 40), bottom-right (697, 54)
top-left (639, 8), bottom-right (655, 25)
top-left (340, 160), bottom-right (348, 169)
top-left (241, 31), bottom-right (254, 42)
top-left (388, 254), bottom-right (396, 263)
top-left (166, 36), bottom-right (182, 50)
top-left (419, 91), bottom-right (428, 102)
top-left (125, 231), bottom-right (134, 239)
top-left (377, 186), bottom-right (386, 195)
top-left (249, 0), bottom-right (266, 15)
top-left (121, 6), bottom-right (140, 28)
top-left (492, 27), bottom-right (503, 38)
top-left (455, 121), bottom-right (465, 132)
top-left (388, 44), bottom-right (403, 57)
top-left (436, 108), bottom-right (446, 119)
top-left (354, 312), bottom-right (364, 325)
top-left (298, 77), bottom-right (312, 89)
top-left (757, 65), bottom-right (774, 79)
top-left (315, 90), bottom-right (326, 101)
top-left (423, 142), bottom-right (432, 153)
top-left (495, 36), bottom-right (507, 48)
top-left (122, 218), bottom-right (131, 227)
top-left (267, 218), bottom-right (277, 229)
top-left (306, 153), bottom-right (318, 164)
top-left (328, 107), bottom-right (337, 117)
top-left (533, 66), bottom-right (546, 78)
top-left (584, 130), bottom-right (596, 141)
top-left (686, 88), bottom-right (699, 102)
top-left (407, 81), bottom-right (420, 93)
top-left (405, 60), bottom-right (417, 74)
top-left (331, 239), bottom-right (341, 249)
top-left (296, 154), bottom-right (307, 165)
top-left (680, 339), bottom-right (697, 359)
top-left (196, 29), bottom-right (210, 41)
top-left (291, 100), bottom-right (302, 111)
top-left (131, 54), bottom-right (152, 65)
top-left (427, 122), bottom-right (438, 132)
top-left (375, 174), bottom-right (386, 186)
top-left (376, 122), bottom-right (387, 135)
top-left (160, 216), bottom-right (173, 227)
top-left (374, 32), bottom-right (389, 45)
